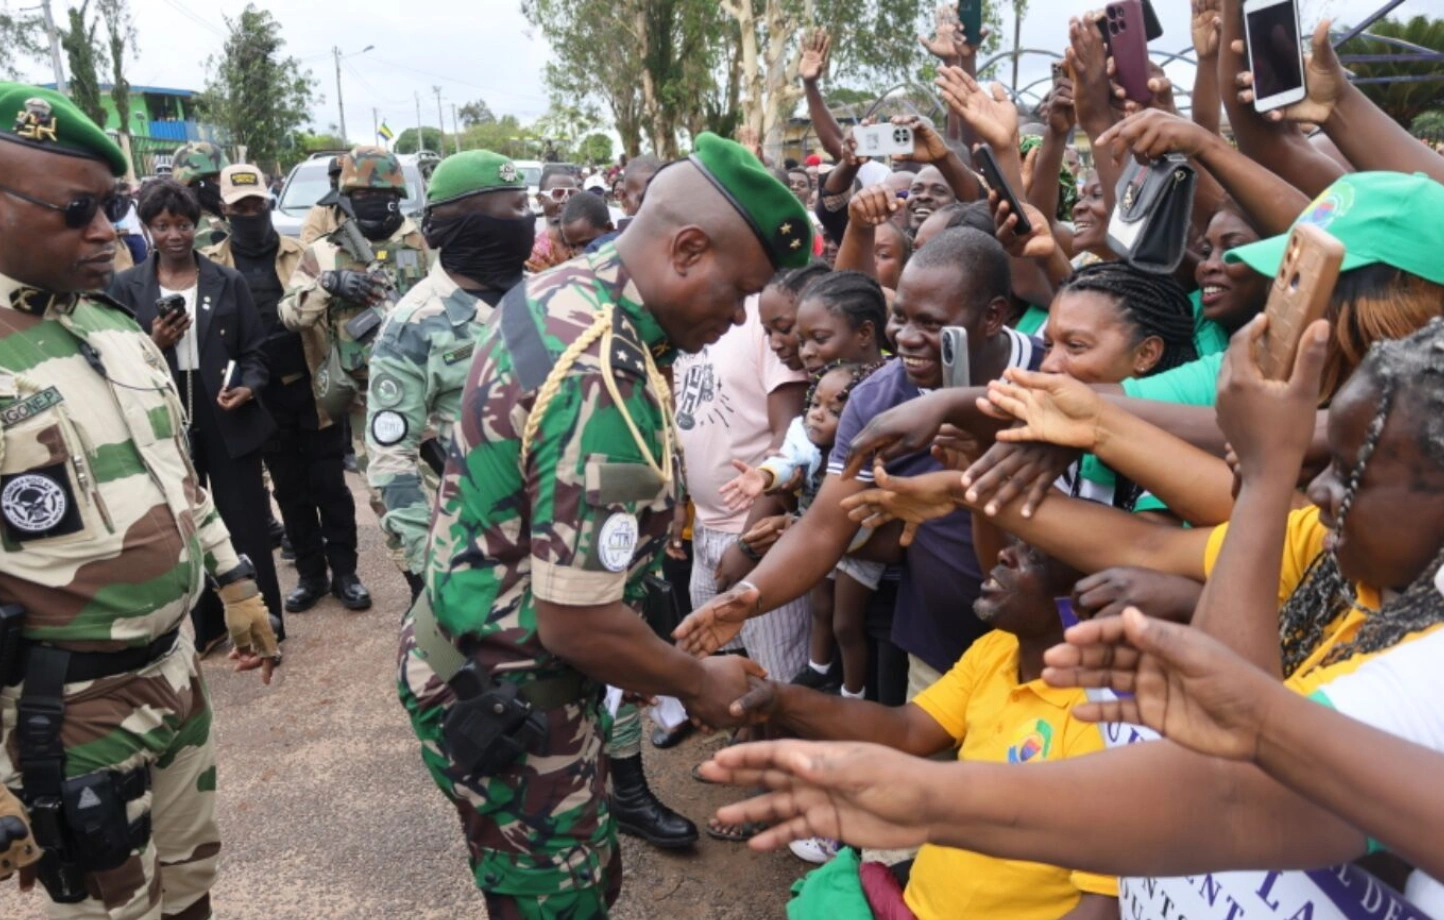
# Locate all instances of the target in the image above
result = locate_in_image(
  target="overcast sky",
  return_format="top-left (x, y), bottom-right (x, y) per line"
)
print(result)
top-left (10, 0), bottom-right (1404, 148)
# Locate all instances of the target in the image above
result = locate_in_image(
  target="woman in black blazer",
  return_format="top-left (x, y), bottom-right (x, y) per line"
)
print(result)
top-left (108, 179), bottom-right (285, 650)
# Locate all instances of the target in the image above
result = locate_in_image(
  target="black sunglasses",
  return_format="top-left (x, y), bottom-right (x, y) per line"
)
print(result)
top-left (0, 184), bottom-right (129, 229)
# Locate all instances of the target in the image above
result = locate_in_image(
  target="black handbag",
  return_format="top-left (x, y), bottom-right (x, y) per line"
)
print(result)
top-left (1106, 153), bottom-right (1197, 274)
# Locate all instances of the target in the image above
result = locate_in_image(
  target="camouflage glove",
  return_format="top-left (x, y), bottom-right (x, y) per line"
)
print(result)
top-left (217, 580), bottom-right (280, 661)
top-left (0, 786), bottom-right (39, 881)
top-left (320, 269), bottom-right (382, 303)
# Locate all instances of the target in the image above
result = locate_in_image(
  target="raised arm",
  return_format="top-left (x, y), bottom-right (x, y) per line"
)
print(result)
top-left (799, 28), bottom-right (845, 161)
top-left (1190, 0), bottom-right (1224, 137)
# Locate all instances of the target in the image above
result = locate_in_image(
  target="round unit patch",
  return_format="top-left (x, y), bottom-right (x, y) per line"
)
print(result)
top-left (2, 472), bottom-right (68, 533)
top-left (372, 373), bottom-right (404, 408)
top-left (597, 512), bottom-right (639, 573)
top-left (371, 410), bottom-right (408, 446)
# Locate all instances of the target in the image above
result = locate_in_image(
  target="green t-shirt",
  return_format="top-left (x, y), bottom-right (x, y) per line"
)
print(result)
top-left (1119, 351), bottom-right (1224, 406)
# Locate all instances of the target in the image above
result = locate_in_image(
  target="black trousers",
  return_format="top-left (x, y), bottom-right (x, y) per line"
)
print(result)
top-left (263, 377), bottom-right (358, 583)
top-left (184, 382), bottom-right (285, 644)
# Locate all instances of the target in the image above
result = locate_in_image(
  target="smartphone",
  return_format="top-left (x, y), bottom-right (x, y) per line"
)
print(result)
top-left (1104, 0), bottom-right (1153, 104)
top-left (975, 144), bottom-right (1033, 236)
top-left (1140, 0), bottom-right (1163, 40)
top-left (852, 123), bottom-right (914, 159)
top-left (1254, 223), bottom-right (1343, 381)
top-left (1051, 61), bottom-right (1068, 87)
top-left (155, 293), bottom-right (185, 322)
top-left (957, 0), bottom-right (984, 46)
top-left (221, 359), bottom-right (240, 391)
top-left (940, 326), bottom-right (970, 389)
top-left (1243, 0), bottom-right (1306, 113)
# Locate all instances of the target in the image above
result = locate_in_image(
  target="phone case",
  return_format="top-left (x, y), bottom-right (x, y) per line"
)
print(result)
top-left (976, 144), bottom-right (1033, 236)
top-left (854, 123), bottom-right (914, 158)
top-left (1255, 224), bottom-right (1344, 380)
top-left (941, 327), bottom-right (970, 388)
top-left (1105, 0), bottom-right (1153, 104)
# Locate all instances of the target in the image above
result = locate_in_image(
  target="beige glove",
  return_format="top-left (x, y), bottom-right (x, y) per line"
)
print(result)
top-left (0, 786), bottom-right (39, 881)
top-left (218, 580), bottom-right (280, 660)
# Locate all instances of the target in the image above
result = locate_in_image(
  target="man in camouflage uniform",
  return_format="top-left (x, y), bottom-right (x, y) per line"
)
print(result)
top-left (398, 133), bottom-right (811, 917)
top-left (280, 145), bottom-right (429, 608)
top-left (299, 155), bottom-right (345, 246)
top-left (171, 140), bottom-right (230, 248)
top-left (372, 148), bottom-right (697, 849)
top-left (0, 83), bottom-right (277, 919)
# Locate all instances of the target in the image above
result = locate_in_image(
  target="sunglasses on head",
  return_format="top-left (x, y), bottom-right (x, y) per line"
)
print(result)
top-left (541, 187), bottom-right (578, 202)
top-left (0, 184), bottom-right (129, 229)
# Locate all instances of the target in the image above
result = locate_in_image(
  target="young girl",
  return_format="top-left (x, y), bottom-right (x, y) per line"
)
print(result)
top-left (723, 270), bottom-right (890, 700)
top-left (759, 263), bottom-right (833, 373)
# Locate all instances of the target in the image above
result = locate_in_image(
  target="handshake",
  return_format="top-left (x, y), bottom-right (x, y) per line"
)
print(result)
top-left (675, 655), bottom-right (783, 731)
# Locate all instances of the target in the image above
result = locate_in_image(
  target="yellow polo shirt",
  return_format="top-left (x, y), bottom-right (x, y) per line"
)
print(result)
top-left (1203, 505), bottom-right (1441, 693)
top-left (905, 631), bottom-right (1118, 920)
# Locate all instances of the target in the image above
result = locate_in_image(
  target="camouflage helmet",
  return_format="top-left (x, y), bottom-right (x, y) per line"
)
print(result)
top-left (171, 141), bottom-right (229, 185)
top-left (339, 146), bottom-right (405, 193)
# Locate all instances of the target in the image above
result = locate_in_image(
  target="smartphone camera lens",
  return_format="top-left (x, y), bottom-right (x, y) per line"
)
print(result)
top-left (942, 338), bottom-right (954, 364)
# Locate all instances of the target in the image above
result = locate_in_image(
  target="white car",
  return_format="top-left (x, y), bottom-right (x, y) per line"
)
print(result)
top-left (513, 159), bottom-right (545, 204)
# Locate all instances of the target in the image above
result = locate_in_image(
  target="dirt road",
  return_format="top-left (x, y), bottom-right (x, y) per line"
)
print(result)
top-left (0, 477), bottom-right (805, 919)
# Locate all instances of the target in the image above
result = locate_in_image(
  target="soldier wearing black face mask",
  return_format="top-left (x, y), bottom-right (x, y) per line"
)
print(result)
top-left (280, 146), bottom-right (429, 605)
top-left (204, 165), bottom-right (366, 616)
top-left (171, 141), bottom-right (231, 248)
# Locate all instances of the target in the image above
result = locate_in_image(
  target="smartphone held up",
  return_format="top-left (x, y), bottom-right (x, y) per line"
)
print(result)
top-left (1254, 224), bottom-right (1344, 381)
top-left (853, 123), bottom-right (915, 159)
top-left (1243, 0), bottom-right (1307, 113)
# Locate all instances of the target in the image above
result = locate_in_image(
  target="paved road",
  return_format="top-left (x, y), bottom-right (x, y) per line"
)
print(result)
top-left (0, 475), bottom-right (803, 919)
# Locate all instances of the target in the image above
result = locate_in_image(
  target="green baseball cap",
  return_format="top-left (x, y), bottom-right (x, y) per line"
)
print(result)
top-left (1226, 172), bottom-right (1444, 284)
top-left (426, 150), bottom-right (526, 206)
top-left (0, 82), bottom-right (127, 177)
top-left (689, 132), bottom-right (813, 269)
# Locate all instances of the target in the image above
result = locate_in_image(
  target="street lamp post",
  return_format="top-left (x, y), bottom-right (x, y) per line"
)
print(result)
top-left (333, 44), bottom-right (375, 143)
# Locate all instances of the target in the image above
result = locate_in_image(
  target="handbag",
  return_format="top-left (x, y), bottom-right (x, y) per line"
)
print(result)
top-left (1106, 153), bottom-right (1197, 274)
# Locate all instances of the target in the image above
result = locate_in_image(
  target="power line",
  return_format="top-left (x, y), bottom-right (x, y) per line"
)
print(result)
top-left (364, 55), bottom-right (550, 104)
top-left (156, 0), bottom-right (226, 39)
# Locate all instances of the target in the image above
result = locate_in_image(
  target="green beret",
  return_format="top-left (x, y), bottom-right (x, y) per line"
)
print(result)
top-left (427, 150), bottom-right (526, 206)
top-left (0, 82), bottom-right (127, 177)
top-left (689, 132), bottom-right (813, 269)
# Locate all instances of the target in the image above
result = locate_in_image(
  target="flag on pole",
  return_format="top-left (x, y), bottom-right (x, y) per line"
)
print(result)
top-left (377, 121), bottom-right (396, 142)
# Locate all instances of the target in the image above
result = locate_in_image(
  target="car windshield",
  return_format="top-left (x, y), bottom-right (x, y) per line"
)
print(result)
top-left (279, 161), bottom-right (422, 214)
top-left (519, 166), bottom-right (543, 188)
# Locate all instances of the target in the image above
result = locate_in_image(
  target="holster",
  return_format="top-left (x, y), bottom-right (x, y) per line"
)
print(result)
top-left (441, 665), bottom-right (549, 782)
top-left (16, 644), bottom-right (154, 903)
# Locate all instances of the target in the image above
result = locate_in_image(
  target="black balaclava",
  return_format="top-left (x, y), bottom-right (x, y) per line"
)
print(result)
top-left (349, 193), bottom-right (404, 241)
top-left (228, 210), bottom-right (278, 257)
top-left (422, 207), bottom-right (535, 296)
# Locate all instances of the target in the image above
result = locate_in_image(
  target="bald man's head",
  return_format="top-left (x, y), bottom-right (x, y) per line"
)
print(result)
top-left (615, 159), bottom-right (776, 353)
top-left (0, 140), bottom-right (119, 293)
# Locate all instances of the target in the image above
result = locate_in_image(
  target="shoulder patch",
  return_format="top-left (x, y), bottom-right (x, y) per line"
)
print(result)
top-left (608, 306), bottom-right (648, 379)
top-left (0, 386), bottom-right (62, 427)
top-left (371, 409), bottom-right (408, 446)
top-left (442, 342), bottom-right (474, 366)
top-left (372, 372), bottom-right (404, 408)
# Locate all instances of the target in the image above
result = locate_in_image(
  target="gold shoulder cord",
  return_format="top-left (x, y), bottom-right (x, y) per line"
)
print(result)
top-left (519, 303), bottom-right (675, 487)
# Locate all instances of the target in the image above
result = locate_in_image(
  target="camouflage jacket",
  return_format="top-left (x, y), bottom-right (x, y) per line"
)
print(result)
top-left (420, 243), bottom-right (678, 676)
top-left (0, 273), bottom-right (242, 649)
top-left (278, 217), bottom-right (428, 383)
top-left (366, 259), bottom-right (492, 574)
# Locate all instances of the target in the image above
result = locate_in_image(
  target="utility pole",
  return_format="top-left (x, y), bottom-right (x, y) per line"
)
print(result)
top-left (451, 103), bottom-right (461, 154)
top-left (433, 86), bottom-right (445, 155)
top-left (39, 0), bottom-right (67, 94)
top-left (333, 46), bottom-right (348, 143)
top-left (414, 90), bottom-right (423, 154)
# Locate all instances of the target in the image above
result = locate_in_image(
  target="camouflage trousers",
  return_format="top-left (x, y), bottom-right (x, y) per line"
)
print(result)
top-left (0, 635), bottom-right (219, 920)
top-left (348, 395), bottom-right (406, 571)
top-left (397, 619), bottom-right (621, 915)
top-left (606, 702), bottom-right (641, 760)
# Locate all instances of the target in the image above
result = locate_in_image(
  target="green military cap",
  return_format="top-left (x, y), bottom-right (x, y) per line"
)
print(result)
top-left (0, 82), bottom-right (127, 177)
top-left (426, 149), bottom-right (526, 206)
top-left (688, 132), bottom-right (813, 269)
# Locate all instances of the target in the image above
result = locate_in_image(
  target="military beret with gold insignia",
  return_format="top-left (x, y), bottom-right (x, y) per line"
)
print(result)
top-left (426, 149), bottom-right (527, 206)
top-left (689, 132), bottom-right (813, 270)
top-left (0, 82), bottom-right (128, 177)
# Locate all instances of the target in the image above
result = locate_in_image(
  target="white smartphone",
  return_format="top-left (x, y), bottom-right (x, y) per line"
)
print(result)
top-left (1243, 0), bottom-right (1306, 113)
top-left (852, 123), bottom-right (915, 159)
top-left (940, 326), bottom-right (970, 388)
top-left (221, 359), bottom-right (239, 391)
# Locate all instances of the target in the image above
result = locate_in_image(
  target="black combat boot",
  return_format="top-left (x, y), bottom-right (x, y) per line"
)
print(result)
top-left (610, 754), bottom-right (698, 849)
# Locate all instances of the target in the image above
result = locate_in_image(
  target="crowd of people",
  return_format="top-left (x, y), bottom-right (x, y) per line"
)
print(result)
top-left (1, 1), bottom-right (1444, 918)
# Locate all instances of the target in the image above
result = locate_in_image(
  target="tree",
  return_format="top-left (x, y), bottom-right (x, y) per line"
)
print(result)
top-left (198, 3), bottom-right (317, 172)
top-left (59, 2), bottom-right (105, 128)
top-left (1413, 110), bottom-right (1444, 141)
top-left (394, 126), bottom-right (444, 155)
top-left (1339, 16), bottom-right (1444, 128)
top-left (458, 99), bottom-right (496, 127)
top-left (97, 0), bottom-right (135, 168)
top-left (0, 8), bottom-right (44, 77)
top-left (578, 132), bottom-right (614, 164)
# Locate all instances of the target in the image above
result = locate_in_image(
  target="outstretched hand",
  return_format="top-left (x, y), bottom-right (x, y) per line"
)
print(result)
top-left (686, 655), bottom-right (770, 730)
top-left (1043, 606), bottom-right (1280, 761)
top-left (839, 465), bottom-right (962, 546)
top-left (962, 439), bottom-right (1078, 518)
top-left (799, 28), bottom-right (832, 83)
top-left (699, 739), bottom-right (941, 852)
top-left (674, 581), bottom-right (761, 658)
top-left (720, 459), bottom-right (771, 512)
top-left (982, 368), bottom-right (1107, 450)
top-left (936, 67), bottom-right (1019, 151)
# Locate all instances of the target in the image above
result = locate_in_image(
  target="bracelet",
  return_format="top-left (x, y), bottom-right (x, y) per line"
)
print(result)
top-left (735, 537), bottom-right (763, 562)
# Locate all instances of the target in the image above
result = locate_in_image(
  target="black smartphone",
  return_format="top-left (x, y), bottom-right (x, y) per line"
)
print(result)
top-left (975, 143), bottom-right (1033, 236)
top-left (1141, 0), bottom-right (1163, 40)
top-left (957, 0), bottom-right (983, 45)
top-left (155, 293), bottom-right (185, 322)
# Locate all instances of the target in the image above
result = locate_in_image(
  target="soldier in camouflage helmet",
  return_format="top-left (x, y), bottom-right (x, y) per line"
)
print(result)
top-left (171, 140), bottom-right (231, 248)
top-left (280, 145), bottom-right (428, 608)
top-left (398, 133), bottom-right (812, 918)
top-left (0, 82), bottom-right (277, 919)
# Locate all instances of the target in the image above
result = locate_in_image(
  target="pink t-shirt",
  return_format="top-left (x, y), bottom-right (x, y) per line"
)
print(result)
top-left (673, 295), bottom-right (807, 532)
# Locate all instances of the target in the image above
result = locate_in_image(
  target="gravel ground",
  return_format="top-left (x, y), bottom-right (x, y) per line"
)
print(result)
top-left (0, 474), bottom-right (805, 919)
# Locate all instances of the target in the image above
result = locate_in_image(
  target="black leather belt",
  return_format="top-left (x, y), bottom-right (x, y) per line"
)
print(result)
top-left (3, 627), bottom-right (180, 687)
